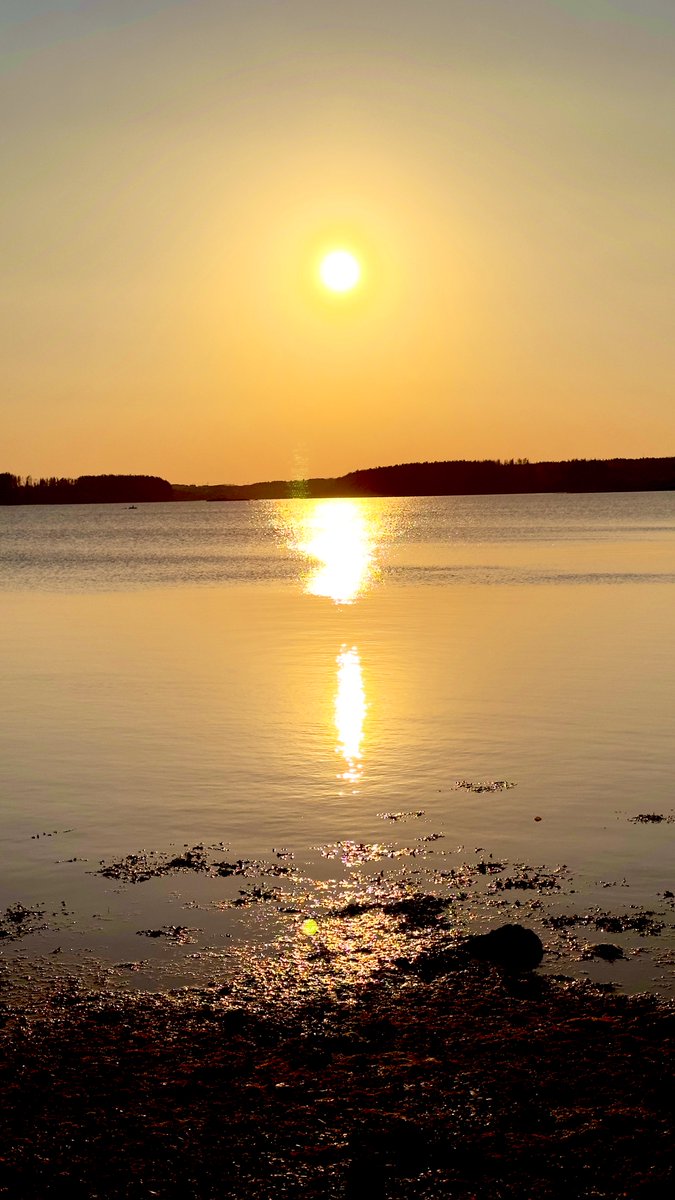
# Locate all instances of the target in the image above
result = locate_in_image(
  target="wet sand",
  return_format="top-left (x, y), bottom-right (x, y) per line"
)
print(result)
top-left (2, 913), bottom-right (674, 1198)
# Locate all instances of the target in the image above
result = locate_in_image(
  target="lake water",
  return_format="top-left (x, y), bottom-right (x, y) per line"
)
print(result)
top-left (1, 492), bottom-right (675, 998)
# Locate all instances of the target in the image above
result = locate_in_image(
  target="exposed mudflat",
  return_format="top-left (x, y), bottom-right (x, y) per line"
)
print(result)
top-left (1, 944), bottom-right (673, 1199)
top-left (2, 810), bottom-right (675, 1197)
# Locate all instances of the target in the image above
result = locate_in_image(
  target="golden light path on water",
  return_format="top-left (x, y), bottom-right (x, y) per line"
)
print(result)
top-left (335, 646), bottom-right (366, 787)
top-left (284, 499), bottom-right (380, 786)
top-left (294, 498), bottom-right (376, 604)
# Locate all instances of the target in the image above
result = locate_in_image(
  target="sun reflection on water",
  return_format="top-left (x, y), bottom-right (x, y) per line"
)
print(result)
top-left (291, 499), bottom-right (377, 604)
top-left (335, 646), bottom-right (366, 788)
top-left (277, 499), bottom-right (380, 788)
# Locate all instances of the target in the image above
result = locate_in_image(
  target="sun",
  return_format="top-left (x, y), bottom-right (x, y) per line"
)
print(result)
top-left (319, 249), bottom-right (361, 293)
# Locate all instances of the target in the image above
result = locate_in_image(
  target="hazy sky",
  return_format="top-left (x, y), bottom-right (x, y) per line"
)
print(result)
top-left (2, 0), bottom-right (674, 483)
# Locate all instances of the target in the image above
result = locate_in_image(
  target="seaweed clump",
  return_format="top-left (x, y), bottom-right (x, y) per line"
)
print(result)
top-left (0, 904), bottom-right (46, 941)
top-left (544, 909), bottom-right (666, 937)
top-left (97, 846), bottom-right (294, 883)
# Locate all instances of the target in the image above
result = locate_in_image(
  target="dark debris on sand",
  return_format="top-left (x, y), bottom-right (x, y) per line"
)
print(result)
top-left (136, 926), bottom-right (200, 944)
top-left (1, 951), bottom-right (674, 1199)
top-left (96, 845), bottom-right (295, 884)
top-left (0, 904), bottom-right (46, 942)
top-left (630, 813), bottom-right (674, 825)
top-left (454, 780), bottom-right (517, 794)
top-left (543, 908), bottom-right (666, 937)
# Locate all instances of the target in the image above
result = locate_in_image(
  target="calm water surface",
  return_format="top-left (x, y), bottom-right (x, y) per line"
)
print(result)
top-left (1, 493), bottom-right (674, 995)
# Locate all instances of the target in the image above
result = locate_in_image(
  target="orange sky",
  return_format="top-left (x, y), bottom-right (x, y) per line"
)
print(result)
top-left (2, 1), bottom-right (674, 483)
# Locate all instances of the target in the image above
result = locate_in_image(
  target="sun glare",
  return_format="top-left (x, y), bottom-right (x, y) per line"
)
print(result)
top-left (319, 249), bottom-right (361, 293)
top-left (292, 499), bottom-right (376, 604)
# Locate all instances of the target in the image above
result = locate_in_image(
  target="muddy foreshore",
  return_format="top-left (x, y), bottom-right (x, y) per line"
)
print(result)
top-left (1, 928), bottom-right (674, 1200)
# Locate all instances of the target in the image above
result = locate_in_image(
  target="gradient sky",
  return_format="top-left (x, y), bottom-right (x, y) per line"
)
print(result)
top-left (2, 0), bottom-right (674, 483)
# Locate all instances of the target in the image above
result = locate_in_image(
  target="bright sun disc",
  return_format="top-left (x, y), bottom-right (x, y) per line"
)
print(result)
top-left (319, 249), bottom-right (361, 293)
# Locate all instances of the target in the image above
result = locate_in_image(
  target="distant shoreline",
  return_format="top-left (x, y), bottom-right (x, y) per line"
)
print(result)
top-left (2, 456), bottom-right (675, 504)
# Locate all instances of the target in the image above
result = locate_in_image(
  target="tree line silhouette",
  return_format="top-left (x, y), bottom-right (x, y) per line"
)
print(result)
top-left (2, 458), bottom-right (675, 505)
top-left (0, 473), bottom-right (173, 504)
top-left (174, 456), bottom-right (675, 501)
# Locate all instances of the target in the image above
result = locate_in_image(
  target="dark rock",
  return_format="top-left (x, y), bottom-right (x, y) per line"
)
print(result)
top-left (383, 893), bottom-right (451, 928)
top-left (584, 943), bottom-right (625, 962)
top-left (465, 923), bottom-right (544, 972)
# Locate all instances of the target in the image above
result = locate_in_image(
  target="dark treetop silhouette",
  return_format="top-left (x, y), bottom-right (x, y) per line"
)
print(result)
top-left (2, 457), bottom-right (675, 504)
top-left (0, 474), bottom-right (174, 504)
top-left (175, 456), bottom-right (675, 501)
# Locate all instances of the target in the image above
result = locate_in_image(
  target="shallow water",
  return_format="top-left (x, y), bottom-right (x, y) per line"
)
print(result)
top-left (1, 493), bottom-right (674, 996)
